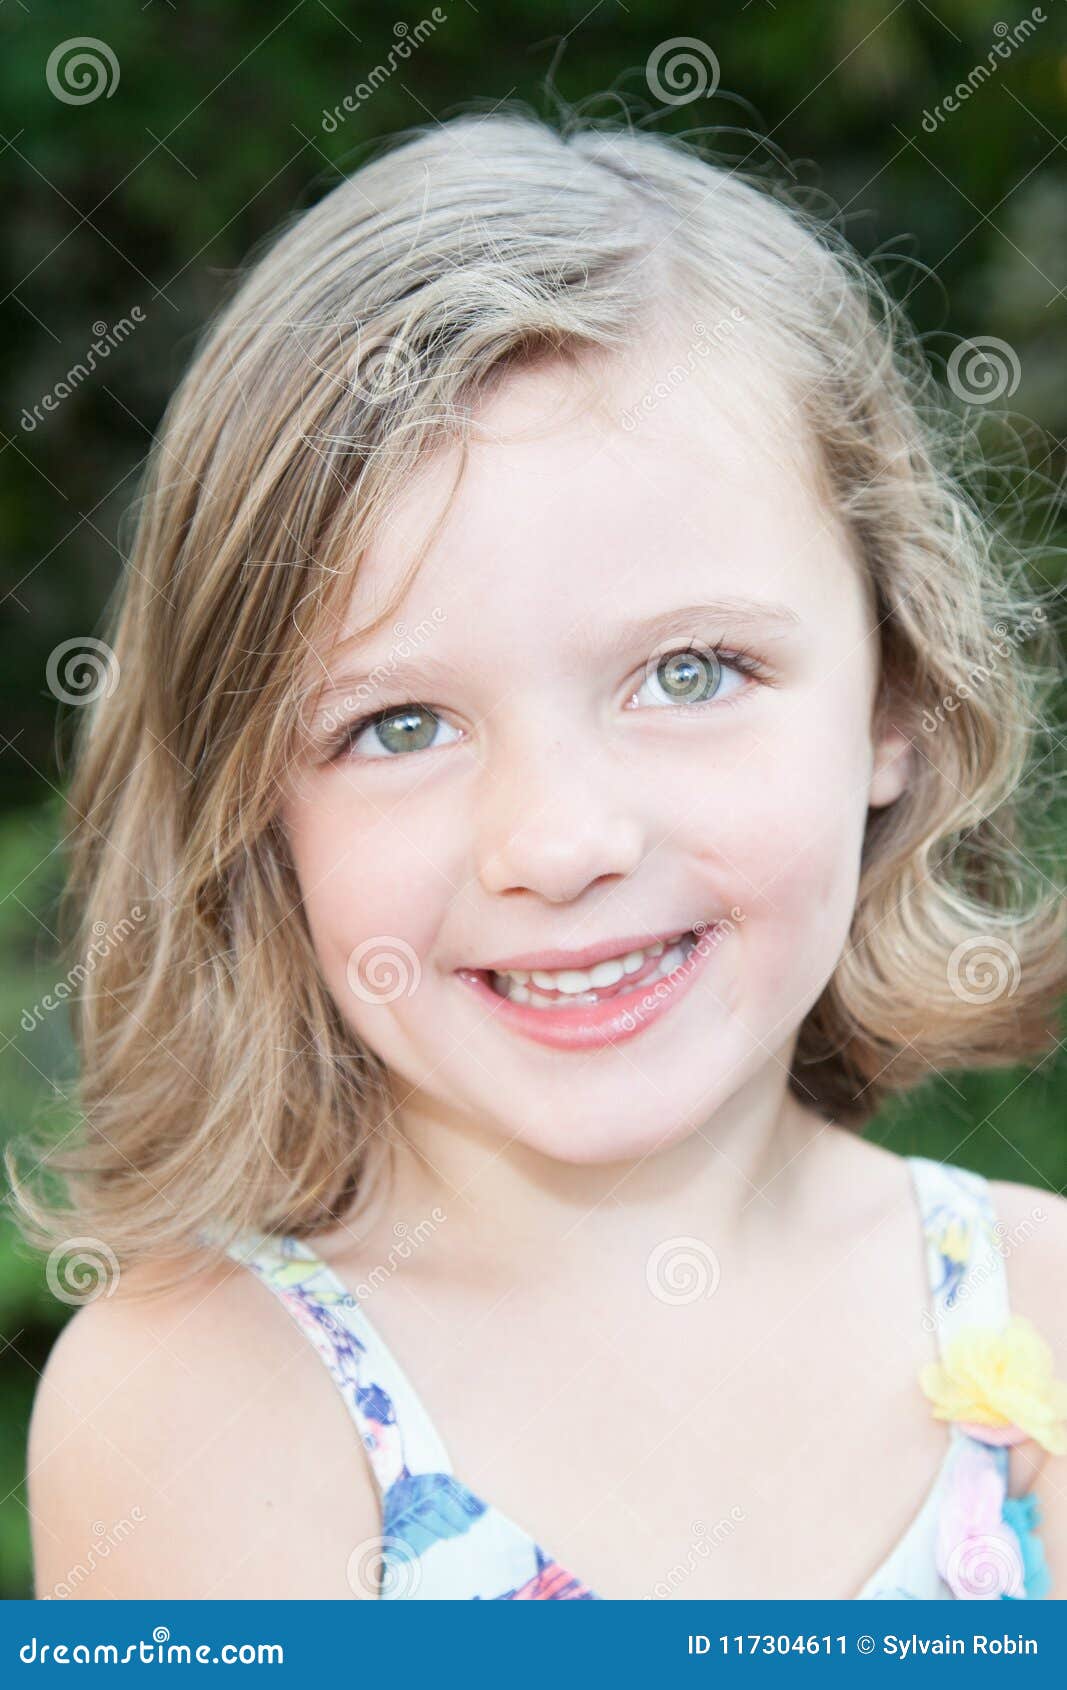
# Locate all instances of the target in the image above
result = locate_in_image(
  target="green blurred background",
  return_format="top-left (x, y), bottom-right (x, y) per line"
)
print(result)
top-left (2, 0), bottom-right (1066, 1599)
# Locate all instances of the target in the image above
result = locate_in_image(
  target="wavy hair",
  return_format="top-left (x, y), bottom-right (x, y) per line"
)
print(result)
top-left (8, 104), bottom-right (1066, 1284)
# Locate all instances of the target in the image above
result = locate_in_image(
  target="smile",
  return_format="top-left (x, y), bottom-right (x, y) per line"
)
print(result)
top-left (454, 924), bottom-right (723, 1052)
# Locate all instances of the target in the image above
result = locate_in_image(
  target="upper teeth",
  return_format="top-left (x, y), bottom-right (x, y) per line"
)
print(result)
top-left (491, 932), bottom-right (690, 996)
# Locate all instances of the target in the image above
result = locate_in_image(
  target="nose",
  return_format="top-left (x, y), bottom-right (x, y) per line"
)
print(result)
top-left (475, 716), bottom-right (646, 904)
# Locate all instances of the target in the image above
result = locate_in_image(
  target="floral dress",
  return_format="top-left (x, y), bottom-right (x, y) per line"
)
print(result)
top-left (217, 1154), bottom-right (1065, 1599)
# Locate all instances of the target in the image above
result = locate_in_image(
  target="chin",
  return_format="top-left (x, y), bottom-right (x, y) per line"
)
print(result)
top-left (514, 1113), bottom-right (693, 1168)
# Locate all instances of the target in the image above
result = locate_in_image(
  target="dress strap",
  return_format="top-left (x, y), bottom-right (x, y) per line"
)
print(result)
top-left (904, 1156), bottom-right (1059, 1600)
top-left (222, 1229), bottom-right (454, 1492)
top-left (906, 1154), bottom-right (1010, 1352)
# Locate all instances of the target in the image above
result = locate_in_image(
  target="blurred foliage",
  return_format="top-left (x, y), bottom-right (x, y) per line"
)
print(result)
top-left (2, 0), bottom-right (1066, 1599)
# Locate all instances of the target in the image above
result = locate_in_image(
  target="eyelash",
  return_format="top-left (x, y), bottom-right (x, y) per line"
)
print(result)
top-left (325, 641), bottom-right (774, 763)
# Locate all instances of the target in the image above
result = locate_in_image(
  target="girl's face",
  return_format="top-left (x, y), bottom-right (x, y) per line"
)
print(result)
top-left (281, 338), bottom-right (911, 1164)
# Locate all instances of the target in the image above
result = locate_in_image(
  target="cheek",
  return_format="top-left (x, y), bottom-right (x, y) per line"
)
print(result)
top-left (676, 721), bottom-right (869, 984)
top-left (285, 788), bottom-right (444, 1023)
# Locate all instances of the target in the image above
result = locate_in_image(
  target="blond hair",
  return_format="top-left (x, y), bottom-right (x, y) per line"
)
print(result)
top-left (8, 105), bottom-right (1065, 1284)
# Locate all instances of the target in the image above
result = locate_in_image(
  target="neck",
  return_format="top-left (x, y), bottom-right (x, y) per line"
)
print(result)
top-left (373, 1065), bottom-right (831, 1277)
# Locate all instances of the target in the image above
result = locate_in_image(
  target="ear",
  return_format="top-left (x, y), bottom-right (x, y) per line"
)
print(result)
top-left (868, 723), bottom-right (913, 809)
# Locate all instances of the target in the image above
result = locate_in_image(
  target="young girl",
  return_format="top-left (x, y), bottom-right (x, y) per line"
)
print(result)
top-left (14, 108), bottom-right (1067, 1603)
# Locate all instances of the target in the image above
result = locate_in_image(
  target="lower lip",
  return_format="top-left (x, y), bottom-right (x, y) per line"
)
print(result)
top-left (454, 926), bottom-right (723, 1052)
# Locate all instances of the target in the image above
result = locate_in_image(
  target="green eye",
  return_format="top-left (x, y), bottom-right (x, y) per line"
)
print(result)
top-left (373, 707), bottom-right (439, 754)
top-left (652, 648), bottom-right (723, 704)
top-left (330, 641), bottom-right (768, 764)
top-left (631, 643), bottom-right (767, 713)
top-left (339, 705), bottom-right (455, 760)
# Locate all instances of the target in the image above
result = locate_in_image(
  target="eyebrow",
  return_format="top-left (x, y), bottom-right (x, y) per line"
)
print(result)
top-left (580, 598), bottom-right (803, 652)
top-left (311, 597), bottom-right (802, 709)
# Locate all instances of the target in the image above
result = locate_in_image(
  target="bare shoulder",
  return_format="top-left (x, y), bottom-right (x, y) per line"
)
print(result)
top-left (27, 1247), bottom-right (380, 1599)
top-left (985, 1175), bottom-right (1067, 1333)
top-left (985, 1176), bottom-right (1067, 1594)
top-left (804, 1133), bottom-right (1067, 1590)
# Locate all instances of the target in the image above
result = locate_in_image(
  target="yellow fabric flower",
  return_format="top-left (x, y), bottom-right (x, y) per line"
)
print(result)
top-left (919, 1315), bottom-right (1067, 1455)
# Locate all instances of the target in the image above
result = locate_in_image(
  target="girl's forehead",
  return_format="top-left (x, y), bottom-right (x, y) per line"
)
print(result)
top-left (322, 343), bottom-right (848, 649)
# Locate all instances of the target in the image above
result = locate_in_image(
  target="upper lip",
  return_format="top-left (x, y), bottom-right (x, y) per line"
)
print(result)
top-left (466, 926), bottom-right (698, 975)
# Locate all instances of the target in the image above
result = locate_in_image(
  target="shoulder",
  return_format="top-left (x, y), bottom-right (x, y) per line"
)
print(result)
top-left (985, 1176), bottom-right (1067, 1330)
top-left (985, 1177), bottom-right (1067, 1592)
top-left (28, 1247), bottom-right (379, 1599)
top-left (983, 1174), bottom-right (1067, 1389)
